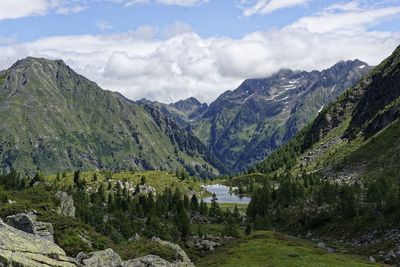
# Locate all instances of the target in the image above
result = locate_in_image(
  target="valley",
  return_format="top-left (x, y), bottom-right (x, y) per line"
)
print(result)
top-left (0, 40), bottom-right (399, 267)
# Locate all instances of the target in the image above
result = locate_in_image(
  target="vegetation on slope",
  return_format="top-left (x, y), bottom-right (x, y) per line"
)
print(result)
top-left (0, 57), bottom-right (223, 177)
top-left (196, 231), bottom-right (378, 267)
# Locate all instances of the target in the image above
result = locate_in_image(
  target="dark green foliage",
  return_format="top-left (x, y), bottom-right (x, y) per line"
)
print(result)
top-left (222, 216), bottom-right (240, 238)
top-left (190, 194), bottom-right (199, 212)
top-left (0, 170), bottom-right (28, 190)
top-left (209, 194), bottom-right (221, 218)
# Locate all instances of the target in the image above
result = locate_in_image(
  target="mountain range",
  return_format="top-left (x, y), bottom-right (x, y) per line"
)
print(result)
top-left (0, 57), bottom-right (224, 176)
top-left (0, 56), bottom-right (374, 175)
top-left (257, 44), bottom-right (400, 184)
top-left (145, 60), bottom-right (372, 172)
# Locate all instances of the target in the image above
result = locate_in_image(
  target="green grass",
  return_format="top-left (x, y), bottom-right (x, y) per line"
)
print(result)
top-left (218, 203), bottom-right (248, 213)
top-left (196, 231), bottom-right (380, 267)
top-left (47, 170), bottom-right (206, 196)
top-left (0, 73), bottom-right (5, 86)
top-left (191, 224), bottom-right (227, 237)
top-left (345, 119), bottom-right (400, 180)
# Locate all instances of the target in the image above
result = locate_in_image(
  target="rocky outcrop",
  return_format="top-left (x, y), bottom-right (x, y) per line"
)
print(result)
top-left (77, 248), bottom-right (122, 267)
top-left (186, 236), bottom-right (221, 252)
top-left (122, 255), bottom-right (173, 267)
top-left (6, 212), bottom-right (55, 242)
top-left (1, 212), bottom-right (194, 267)
top-left (56, 191), bottom-right (76, 217)
top-left (151, 237), bottom-right (194, 267)
top-left (0, 219), bottom-right (76, 267)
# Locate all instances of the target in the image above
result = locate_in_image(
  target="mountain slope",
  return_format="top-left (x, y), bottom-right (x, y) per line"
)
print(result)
top-left (256, 44), bottom-right (400, 183)
top-left (0, 57), bottom-right (223, 176)
top-left (153, 60), bottom-right (371, 172)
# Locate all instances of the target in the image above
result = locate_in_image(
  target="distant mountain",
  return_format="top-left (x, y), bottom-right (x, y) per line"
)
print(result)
top-left (0, 57), bottom-right (224, 176)
top-left (256, 45), bottom-right (400, 183)
top-left (148, 60), bottom-right (372, 172)
top-left (139, 97), bottom-right (208, 129)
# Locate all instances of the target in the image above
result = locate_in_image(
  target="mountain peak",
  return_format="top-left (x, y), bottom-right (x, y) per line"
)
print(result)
top-left (12, 57), bottom-right (67, 70)
top-left (170, 97), bottom-right (203, 112)
top-left (327, 59), bottom-right (370, 72)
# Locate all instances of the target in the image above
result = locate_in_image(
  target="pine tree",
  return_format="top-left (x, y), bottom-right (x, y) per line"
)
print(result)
top-left (140, 176), bottom-right (146, 185)
top-left (190, 194), bottom-right (199, 212)
top-left (233, 204), bottom-right (241, 222)
top-left (199, 200), bottom-right (208, 216)
top-left (176, 208), bottom-right (190, 239)
top-left (73, 170), bottom-right (81, 187)
top-left (209, 193), bottom-right (220, 218)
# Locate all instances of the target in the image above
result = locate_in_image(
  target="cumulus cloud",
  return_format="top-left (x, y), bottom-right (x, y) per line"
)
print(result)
top-left (0, 1), bottom-right (399, 104)
top-left (241, 0), bottom-right (310, 16)
top-left (0, 0), bottom-right (87, 20)
top-left (1, 23), bottom-right (398, 104)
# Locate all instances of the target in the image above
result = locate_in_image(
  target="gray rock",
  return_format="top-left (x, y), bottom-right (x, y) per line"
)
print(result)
top-left (122, 255), bottom-right (173, 267)
top-left (129, 233), bottom-right (141, 241)
top-left (56, 191), bottom-right (76, 217)
top-left (7, 199), bottom-right (16, 205)
top-left (186, 236), bottom-right (220, 252)
top-left (5, 212), bottom-right (55, 242)
top-left (0, 219), bottom-right (76, 267)
top-left (151, 237), bottom-right (194, 267)
top-left (79, 248), bottom-right (122, 267)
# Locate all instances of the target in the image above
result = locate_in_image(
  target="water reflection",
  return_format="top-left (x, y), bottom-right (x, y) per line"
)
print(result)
top-left (203, 184), bottom-right (251, 203)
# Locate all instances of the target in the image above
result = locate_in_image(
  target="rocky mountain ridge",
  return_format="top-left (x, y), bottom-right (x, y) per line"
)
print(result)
top-left (0, 57), bottom-right (223, 176)
top-left (146, 60), bottom-right (372, 172)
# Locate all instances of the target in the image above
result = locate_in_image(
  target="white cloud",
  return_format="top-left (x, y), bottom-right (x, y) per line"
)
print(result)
top-left (1, 23), bottom-right (398, 104)
top-left (290, 2), bottom-right (400, 33)
top-left (0, 0), bottom-right (87, 20)
top-left (241, 0), bottom-right (310, 16)
top-left (0, 2), bottom-right (399, 104)
top-left (0, 0), bottom-right (49, 20)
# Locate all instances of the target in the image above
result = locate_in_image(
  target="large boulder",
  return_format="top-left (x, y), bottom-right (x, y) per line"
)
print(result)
top-left (122, 255), bottom-right (173, 267)
top-left (151, 237), bottom-right (194, 267)
top-left (56, 191), bottom-right (76, 217)
top-left (0, 219), bottom-right (76, 267)
top-left (77, 248), bottom-right (122, 267)
top-left (5, 212), bottom-right (55, 242)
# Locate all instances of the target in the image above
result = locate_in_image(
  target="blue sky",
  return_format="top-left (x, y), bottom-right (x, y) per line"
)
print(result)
top-left (0, 0), bottom-right (399, 103)
top-left (2, 0), bottom-right (398, 41)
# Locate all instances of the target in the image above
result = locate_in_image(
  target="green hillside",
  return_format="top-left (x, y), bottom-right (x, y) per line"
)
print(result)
top-left (0, 57), bottom-right (224, 176)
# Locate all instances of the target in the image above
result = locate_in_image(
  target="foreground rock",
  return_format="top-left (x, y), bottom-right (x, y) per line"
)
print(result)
top-left (6, 212), bottom-right (55, 242)
top-left (152, 237), bottom-right (194, 267)
top-left (56, 191), bottom-right (76, 217)
top-left (1, 212), bottom-right (194, 267)
top-left (77, 248), bottom-right (122, 267)
top-left (0, 219), bottom-right (76, 267)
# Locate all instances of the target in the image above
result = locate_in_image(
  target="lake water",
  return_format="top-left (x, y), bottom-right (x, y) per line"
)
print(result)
top-left (203, 184), bottom-right (251, 204)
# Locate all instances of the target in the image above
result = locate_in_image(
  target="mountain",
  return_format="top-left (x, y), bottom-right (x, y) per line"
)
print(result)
top-left (138, 97), bottom-right (208, 129)
top-left (257, 44), bottom-right (400, 184)
top-left (0, 57), bottom-right (224, 176)
top-left (150, 60), bottom-right (372, 172)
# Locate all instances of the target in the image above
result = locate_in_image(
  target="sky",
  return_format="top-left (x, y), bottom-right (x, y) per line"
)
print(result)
top-left (0, 0), bottom-right (399, 103)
